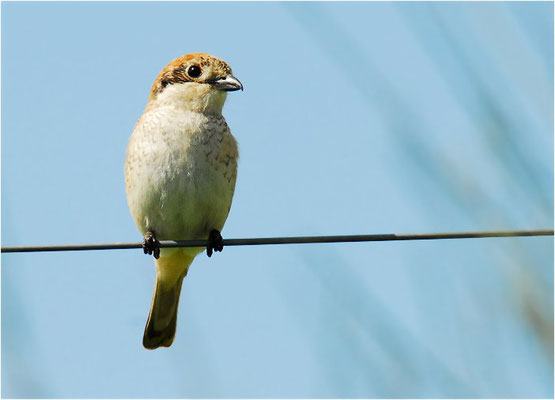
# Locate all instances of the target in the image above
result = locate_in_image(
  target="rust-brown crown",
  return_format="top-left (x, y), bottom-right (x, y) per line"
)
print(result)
top-left (149, 53), bottom-right (233, 100)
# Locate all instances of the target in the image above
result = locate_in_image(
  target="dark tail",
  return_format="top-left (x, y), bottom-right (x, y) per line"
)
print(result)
top-left (143, 275), bottom-right (185, 349)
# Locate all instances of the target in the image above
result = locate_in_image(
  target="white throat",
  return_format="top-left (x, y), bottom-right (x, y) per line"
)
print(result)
top-left (151, 83), bottom-right (227, 115)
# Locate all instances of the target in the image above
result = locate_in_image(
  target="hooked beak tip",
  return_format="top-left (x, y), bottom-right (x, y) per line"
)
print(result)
top-left (212, 74), bottom-right (243, 92)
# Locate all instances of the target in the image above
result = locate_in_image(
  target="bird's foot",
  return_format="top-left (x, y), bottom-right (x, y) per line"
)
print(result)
top-left (143, 231), bottom-right (160, 259)
top-left (207, 229), bottom-right (224, 258)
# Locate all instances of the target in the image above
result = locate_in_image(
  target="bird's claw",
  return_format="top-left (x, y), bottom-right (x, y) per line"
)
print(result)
top-left (143, 231), bottom-right (160, 259)
top-left (207, 229), bottom-right (224, 258)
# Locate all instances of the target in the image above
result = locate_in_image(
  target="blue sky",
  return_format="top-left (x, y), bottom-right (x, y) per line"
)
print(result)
top-left (2, 2), bottom-right (553, 398)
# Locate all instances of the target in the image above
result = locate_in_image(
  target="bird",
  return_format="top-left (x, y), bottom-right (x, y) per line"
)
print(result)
top-left (124, 53), bottom-right (242, 349)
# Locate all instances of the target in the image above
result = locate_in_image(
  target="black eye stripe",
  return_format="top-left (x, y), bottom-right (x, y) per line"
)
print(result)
top-left (187, 65), bottom-right (202, 78)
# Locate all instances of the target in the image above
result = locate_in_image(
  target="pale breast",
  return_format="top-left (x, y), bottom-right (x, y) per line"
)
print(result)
top-left (125, 107), bottom-right (238, 241)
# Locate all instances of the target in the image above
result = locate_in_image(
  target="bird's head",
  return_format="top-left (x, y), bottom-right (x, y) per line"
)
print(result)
top-left (148, 53), bottom-right (242, 114)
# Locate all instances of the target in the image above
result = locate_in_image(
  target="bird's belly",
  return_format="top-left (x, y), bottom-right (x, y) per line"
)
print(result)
top-left (153, 165), bottom-right (234, 240)
top-left (127, 144), bottom-right (236, 242)
top-left (125, 109), bottom-right (238, 245)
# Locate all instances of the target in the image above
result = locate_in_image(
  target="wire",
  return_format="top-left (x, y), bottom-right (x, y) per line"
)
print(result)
top-left (1, 229), bottom-right (552, 254)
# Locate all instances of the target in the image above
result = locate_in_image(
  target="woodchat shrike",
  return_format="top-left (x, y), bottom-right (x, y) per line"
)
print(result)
top-left (125, 53), bottom-right (241, 349)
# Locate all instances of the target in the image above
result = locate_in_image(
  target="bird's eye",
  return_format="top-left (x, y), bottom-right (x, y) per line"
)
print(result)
top-left (187, 65), bottom-right (202, 78)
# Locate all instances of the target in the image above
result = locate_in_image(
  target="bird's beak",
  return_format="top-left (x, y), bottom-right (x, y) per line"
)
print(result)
top-left (211, 75), bottom-right (243, 92)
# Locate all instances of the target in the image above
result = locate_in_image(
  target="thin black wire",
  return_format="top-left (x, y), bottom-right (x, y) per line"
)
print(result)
top-left (1, 229), bottom-right (552, 254)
